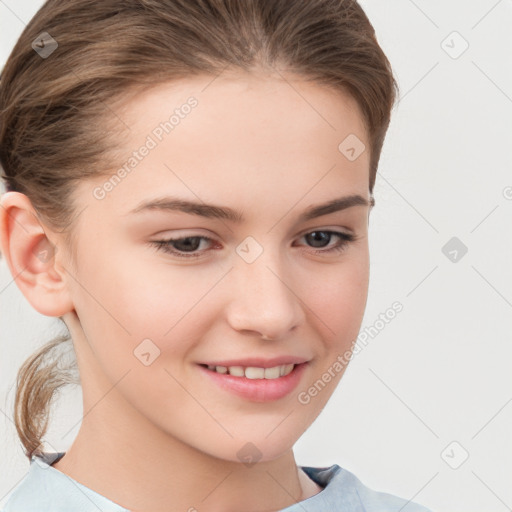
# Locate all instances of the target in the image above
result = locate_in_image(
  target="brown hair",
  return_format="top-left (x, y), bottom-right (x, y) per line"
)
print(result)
top-left (0, 0), bottom-right (398, 460)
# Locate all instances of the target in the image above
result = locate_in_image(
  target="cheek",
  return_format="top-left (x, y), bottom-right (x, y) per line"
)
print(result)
top-left (73, 256), bottom-right (220, 364)
top-left (68, 258), bottom-right (208, 411)
top-left (301, 252), bottom-right (369, 348)
top-left (290, 255), bottom-right (369, 414)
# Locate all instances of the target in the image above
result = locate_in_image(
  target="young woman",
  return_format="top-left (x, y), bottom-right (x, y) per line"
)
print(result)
top-left (0, 0), bottom-right (432, 510)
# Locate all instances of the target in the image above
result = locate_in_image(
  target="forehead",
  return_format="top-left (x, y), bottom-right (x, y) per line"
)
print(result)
top-left (76, 71), bottom-right (370, 217)
top-left (116, 70), bottom-right (367, 141)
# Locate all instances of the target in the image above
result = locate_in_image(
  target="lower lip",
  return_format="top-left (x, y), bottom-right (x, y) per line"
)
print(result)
top-left (198, 363), bottom-right (308, 402)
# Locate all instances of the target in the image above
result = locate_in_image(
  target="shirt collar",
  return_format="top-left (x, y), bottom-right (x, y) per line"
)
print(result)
top-left (23, 452), bottom-right (363, 511)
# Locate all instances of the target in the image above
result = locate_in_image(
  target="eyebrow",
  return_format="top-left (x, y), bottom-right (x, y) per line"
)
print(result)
top-left (128, 193), bottom-right (374, 223)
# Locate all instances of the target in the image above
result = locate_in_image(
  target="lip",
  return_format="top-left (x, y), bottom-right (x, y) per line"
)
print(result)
top-left (197, 361), bottom-right (309, 402)
top-left (198, 356), bottom-right (310, 368)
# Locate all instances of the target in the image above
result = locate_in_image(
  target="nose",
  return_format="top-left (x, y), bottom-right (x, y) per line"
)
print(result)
top-left (224, 248), bottom-right (304, 340)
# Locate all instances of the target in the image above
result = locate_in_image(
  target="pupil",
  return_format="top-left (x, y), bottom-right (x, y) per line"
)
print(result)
top-left (308, 231), bottom-right (329, 248)
top-left (176, 237), bottom-right (200, 251)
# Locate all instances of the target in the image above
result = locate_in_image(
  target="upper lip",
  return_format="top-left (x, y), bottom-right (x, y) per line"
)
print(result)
top-left (198, 356), bottom-right (310, 368)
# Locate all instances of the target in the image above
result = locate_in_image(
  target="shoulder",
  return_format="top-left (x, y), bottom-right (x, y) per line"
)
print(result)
top-left (334, 465), bottom-right (433, 511)
top-left (1, 452), bottom-right (128, 512)
top-left (283, 464), bottom-right (434, 512)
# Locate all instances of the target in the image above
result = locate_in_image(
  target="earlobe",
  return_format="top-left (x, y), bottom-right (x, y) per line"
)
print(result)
top-left (0, 191), bottom-right (74, 317)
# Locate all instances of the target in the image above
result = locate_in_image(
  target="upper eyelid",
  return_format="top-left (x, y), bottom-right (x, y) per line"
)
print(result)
top-left (152, 225), bottom-right (355, 239)
top-left (153, 228), bottom-right (356, 247)
top-left (296, 225), bottom-right (355, 237)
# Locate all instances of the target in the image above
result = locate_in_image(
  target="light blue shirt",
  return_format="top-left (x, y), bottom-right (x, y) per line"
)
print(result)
top-left (1, 452), bottom-right (433, 511)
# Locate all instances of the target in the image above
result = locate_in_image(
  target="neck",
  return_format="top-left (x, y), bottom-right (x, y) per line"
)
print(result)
top-left (53, 410), bottom-right (315, 512)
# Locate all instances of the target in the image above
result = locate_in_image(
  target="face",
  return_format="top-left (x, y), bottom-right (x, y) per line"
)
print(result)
top-left (59, 71), bottom-right (371, 463)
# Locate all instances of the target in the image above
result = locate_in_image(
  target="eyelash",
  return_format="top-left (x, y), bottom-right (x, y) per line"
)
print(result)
top-left (150, 230), bottom-right (357, 259)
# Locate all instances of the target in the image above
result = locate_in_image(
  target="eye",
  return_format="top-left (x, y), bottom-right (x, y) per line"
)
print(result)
top-left (297, 230), bottom-right (357, 255)
top-left (150, 230), bottom-right (357, 259)
top-left (151, 235), bottom-right (217, 259)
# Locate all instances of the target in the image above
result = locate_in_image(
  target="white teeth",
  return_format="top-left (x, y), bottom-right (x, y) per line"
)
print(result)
top-left (207, 363), bottom-right (296, 379)
top-left (264, 366), bottom-right (280, 379)
top-left (281, 363), bottom-right (294, 377)
top-left (245, 367), bottom-right (265, 379)
top-left (228, 366), bottom-right (245, 377)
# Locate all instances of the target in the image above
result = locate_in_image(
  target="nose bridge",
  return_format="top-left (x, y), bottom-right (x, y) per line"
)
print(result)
top-left (227, 241), bottom-right (303, 338)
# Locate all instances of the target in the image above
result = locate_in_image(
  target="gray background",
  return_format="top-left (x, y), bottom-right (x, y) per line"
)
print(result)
top-left (1, 1), bottom-right (511, 510)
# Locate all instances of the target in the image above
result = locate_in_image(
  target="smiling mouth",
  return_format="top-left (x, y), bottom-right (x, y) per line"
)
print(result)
top-left (198, 362), bottom-right (308, 402)
top-left (199, 363), bottom-right (296, 379)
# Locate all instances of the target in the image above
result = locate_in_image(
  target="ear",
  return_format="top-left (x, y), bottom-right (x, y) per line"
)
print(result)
top-left (0, 191), bottom-right (74, 317)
